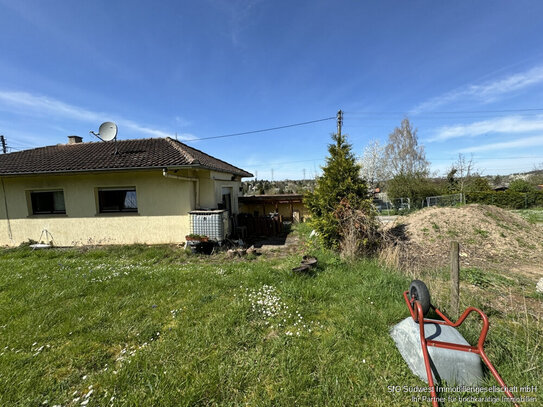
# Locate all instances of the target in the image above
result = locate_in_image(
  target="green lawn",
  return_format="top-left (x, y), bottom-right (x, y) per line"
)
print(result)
top-left (0, 242), bottom-right (540, 406)
top-left (512, 208), bottom-right (543, 224)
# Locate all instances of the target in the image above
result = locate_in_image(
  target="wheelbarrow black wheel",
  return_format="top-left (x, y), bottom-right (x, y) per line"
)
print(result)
top-left (409, 280), bottom-right (431, 318)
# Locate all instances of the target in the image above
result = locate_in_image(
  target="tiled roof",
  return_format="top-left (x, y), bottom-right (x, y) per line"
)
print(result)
top-left (0, 137), bottom-right (253, 177)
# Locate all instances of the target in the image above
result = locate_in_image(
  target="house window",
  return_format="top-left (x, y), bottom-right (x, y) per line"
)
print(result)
top-left (30, 191), bottom-right (66, 215)
top-left (98, 188), bottom-right (138, 213)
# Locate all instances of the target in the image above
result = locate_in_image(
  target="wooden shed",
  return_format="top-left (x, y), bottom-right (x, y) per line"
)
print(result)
top-left (238, 194), bottom-right (309, 222)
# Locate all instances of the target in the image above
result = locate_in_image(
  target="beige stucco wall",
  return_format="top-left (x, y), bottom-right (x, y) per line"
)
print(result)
top-left (0, 169), bottom-right (242, 247)
top-left (200, 171), bottom-right (241, 213)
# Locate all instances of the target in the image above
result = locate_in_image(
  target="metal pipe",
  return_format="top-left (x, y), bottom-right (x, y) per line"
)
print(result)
top-left (415, 301), bottom-right (440, 407)
top-left (162, 169), bottom-right (200, 208)
top-left (0, 177), bottom-right (13, 242)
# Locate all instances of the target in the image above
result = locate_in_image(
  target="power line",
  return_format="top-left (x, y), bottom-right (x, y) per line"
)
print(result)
top-left (192, 116), bottom-right (335, 141)
top-left (428, 156), bottom-right (543, 161)
top-left (346, 115), bottom-right (543, 124)
top-left (239, 155), bottom-right (543, 172)
top-left (5, 140), bottom-right (35, 147)
top-left (345, 108), bottom-right (543, 115)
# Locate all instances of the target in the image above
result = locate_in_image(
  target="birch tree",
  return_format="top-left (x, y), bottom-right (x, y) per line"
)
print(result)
top-left (359, 140), bottom-right (388, 191)
top-left (384, 118), bottom-right (429, 177)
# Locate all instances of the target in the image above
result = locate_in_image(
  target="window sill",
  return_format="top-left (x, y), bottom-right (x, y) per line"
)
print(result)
top-left (95, 212), bottom-right (140, 217)
top-left (27, 214), bottom-right (68, 218)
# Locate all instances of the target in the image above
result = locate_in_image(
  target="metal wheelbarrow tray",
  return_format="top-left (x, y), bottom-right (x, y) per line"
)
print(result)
top-left (400, 279), bottom-right (519, 407)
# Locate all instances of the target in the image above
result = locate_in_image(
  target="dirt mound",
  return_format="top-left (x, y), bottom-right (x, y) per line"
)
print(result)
top-left (386, 204), bottom-right (543, 273)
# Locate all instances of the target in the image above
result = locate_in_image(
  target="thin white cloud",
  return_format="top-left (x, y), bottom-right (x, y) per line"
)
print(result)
top-left (209, 0), bottom-right (264, 46)
top-left (0, 90), bottom-right (195, 140)
top-left (412, 65), bottom-right (543, 113)
top-left (175, 116), bottom-right (191, 127)
top-left (431, 156), bottom-right (542, 176)
top-left (430, 115), bottom-right (543, 141)
top-left (0, 91), bottom-right (100, 122)
top-left (458, 135), bottom-right (543, 153)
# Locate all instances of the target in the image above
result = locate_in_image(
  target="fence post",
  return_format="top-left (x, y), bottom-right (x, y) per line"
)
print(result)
top-left (450, 241), bottom-right (460, 318)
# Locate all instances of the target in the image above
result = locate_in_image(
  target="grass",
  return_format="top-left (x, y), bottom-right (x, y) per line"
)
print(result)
top-left (377, 209), bottom-right (397, 216)
top-left (460, 268), bottom-right (511, 289)
top-left (512, 208), bottom-right (543, 224)
top-left (0, 235), bottom-right (541, 406)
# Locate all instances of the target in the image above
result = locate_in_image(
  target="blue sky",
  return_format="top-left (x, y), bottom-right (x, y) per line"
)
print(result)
top-left (1, 0), bottom-right (543, 180)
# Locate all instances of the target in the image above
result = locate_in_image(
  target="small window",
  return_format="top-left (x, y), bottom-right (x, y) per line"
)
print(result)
top-left (98, 188), bottom-right (138, 213)
top-left (30, 191), bottom-right (66, 215)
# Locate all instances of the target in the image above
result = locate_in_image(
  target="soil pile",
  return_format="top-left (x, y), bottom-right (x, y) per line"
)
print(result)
top-left (386, 204), bottom-right (543, 273)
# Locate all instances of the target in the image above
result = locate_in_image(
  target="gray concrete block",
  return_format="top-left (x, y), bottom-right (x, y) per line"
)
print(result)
top-left (390, 317), bottom-right (483, 386)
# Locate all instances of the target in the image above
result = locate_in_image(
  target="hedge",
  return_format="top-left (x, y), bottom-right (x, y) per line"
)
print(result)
top-left (465, 190), bottom-right (543, 209)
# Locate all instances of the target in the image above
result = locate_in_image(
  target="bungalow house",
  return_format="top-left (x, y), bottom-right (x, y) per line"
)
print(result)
top-left (0, 136), bottom-right (252, 246)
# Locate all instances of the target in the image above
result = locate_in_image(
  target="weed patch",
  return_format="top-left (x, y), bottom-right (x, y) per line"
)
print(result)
top-left (473, 228), bottom-right (489, 238)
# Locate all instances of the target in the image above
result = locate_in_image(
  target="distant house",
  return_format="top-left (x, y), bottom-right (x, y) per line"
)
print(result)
top-left (0, 137), bottom-right (252, 246)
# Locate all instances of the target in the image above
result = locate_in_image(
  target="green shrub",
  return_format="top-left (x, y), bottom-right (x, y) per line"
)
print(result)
top-left (386, 174), bottom-right (444, 209)
top-left (509, 179), bottom-right (536, 193)
top-left (465, 190), bottom-right (543, 209)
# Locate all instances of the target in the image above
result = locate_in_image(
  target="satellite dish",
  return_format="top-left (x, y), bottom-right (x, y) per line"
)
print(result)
top-left (90, 121), bottom-right (118, 142)
top-left (90, 121), bottom-right (119, 155)
top-left (99, 122), bottom-right (118, 141)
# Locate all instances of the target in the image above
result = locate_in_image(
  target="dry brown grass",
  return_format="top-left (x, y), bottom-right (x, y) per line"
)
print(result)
top-left (378, 204), bottom-right (543, 318)
top-left (383, 204), bottom-right (543, 275)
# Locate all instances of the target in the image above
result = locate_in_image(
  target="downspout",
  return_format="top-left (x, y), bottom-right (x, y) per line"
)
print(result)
top-left (0, 177), bottom-right (13, 242)
top-left (162, 169), bottom-right (200, 208)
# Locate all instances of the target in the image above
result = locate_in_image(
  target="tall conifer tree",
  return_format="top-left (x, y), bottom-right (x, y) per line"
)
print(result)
top-left (305, 133), bottom-right (370, 248)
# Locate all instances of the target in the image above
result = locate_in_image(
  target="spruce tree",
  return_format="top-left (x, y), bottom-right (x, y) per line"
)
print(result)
top-left (305, 133), bottom-right (370, 248)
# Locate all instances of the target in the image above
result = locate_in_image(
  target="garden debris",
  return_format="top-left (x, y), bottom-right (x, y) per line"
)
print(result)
top-left (292, 255), bottom-right (318, 273)
top-left (227, 245), bottom-right (259, 258)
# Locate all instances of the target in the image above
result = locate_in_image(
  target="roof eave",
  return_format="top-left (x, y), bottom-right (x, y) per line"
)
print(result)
top-left (0, 164), bottom-right (253, 178)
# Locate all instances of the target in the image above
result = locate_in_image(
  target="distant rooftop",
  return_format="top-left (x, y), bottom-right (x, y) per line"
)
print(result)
top-left (0, 137), bottom-right (252, 177)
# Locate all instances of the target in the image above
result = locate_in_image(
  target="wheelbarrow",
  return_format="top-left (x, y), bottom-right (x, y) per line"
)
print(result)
top-left (404, 280), bottom-right (519, 407)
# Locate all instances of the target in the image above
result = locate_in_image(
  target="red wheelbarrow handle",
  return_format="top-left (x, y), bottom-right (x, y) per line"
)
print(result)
top-left (403, 291), bottom-right (519, 407)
